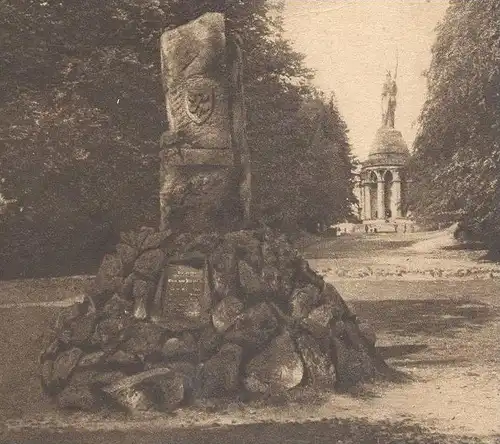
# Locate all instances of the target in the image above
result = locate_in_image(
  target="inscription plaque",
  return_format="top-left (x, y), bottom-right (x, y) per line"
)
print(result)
top-left (151, 263), bottom-right (210, 331)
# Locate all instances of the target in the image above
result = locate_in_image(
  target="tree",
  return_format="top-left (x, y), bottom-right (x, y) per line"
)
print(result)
top-left (0, 0), bottom-right (355, 277)
top-left (408, 0), bottom-right (500, 249)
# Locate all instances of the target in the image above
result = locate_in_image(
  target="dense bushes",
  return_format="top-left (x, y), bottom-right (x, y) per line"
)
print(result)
top-left (408, 0), bottom-right (500, 253)
top-left (0, 0), bottom-right (356, 278)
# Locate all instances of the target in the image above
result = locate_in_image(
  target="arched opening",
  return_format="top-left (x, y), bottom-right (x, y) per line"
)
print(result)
top-left (384, 170), bottom-right (393, 219)
top-left (369, 171), bottom-right (378, 219)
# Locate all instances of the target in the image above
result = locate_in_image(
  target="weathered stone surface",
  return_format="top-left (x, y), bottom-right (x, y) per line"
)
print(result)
top-left (160, 13), bottom-right (231, 150)
top-left (198, 344), bottom-right (243, 398)
top-left (260, 238), bottom-right (280, 268)
top-left (40, 359), bottom-right (54, 390)
top-left (243, 374), bottom-right (269, 394)
top-left (137, 227), bottom-right (156, 248)
top-left (296, 334), bottom-right (335, 387)
top-left (290, 285), bottom-right (321, 319)
top-left (322, 283), bottom-right (354, 319)
top-left (210, 244), bottom-right (239, 300)
top-left (92, 315), bottom-right (132, 347)
top-left (303, 304), bottom-right (341, 336)
top-left (212, 268), bottom-right (239, 301)
top-left (69, 312), bottom-right (97, 344)
top-left (79, 351), bottom-right (105, 369)
top-left (212, 296), bottom-right (244, 333)
top-left (225, 231), bottom-right (262, 269)
top-left (333, 338), bottom-right (376, 388)
top-left (295, 259), bottom-right (325, 290)
top-left (160, 167), bottom-right (242, 236)
top-left (57, 370), bottom-right (125, 410)
top-left (106, 350), bottom-right (143, 369)
top-left (141, 230), bottom-right (172, 251)
top-left (245, 332), bottom-right (303, 392)
top-left (119, 274), bottom-right (135, 301)
top-left (225, 302), bottom-right (279, 348)
top-left (42, 338), bottom-right (60, 360)
top-left (132, 279), bottom-right (155, 320)
top-left (154, 371), bottom-right (187, 410)
top-left (52, 348), bottom-right (83, 386)
top-left (102, 294), bottom-right (132, 316)
top-left (238, 260), bottom-right (262, 294)
top-left (162, 332), bottom-right (197, 359)
top-left (121, 323), bottom-right (165, 357)
top-left (104, 367), bottom-right (184, 412)
top-left (168, 362), bottom-right (198, 400)
top-left (120, 230), bottom-right (139, 248)
top-left (58, 380), bottom-right (101, 411)
top-left (261, 266), bottom-right (281, 295)
top-left (358, 322), bottom-right (376, 347)
top-left (94, 275), bottom-right (122, 296)
top-left (198, 326), bottom-right (223, 361)
top-left (98, 254), bottom-right (125, 278)
top-left (116, 243), bottom-right (137, 274)
top-left (133, 249), bottom-right (166, 278)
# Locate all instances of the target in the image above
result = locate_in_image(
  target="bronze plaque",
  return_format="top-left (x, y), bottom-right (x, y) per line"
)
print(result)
top-left (167, 264), bottom-right (206, 300)
top-left (152, 264), bottom-right (210, 331)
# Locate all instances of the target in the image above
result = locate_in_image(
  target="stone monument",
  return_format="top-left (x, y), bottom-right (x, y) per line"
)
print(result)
top-left (38, 13), bottom-right (398, 413)
top-left (159, 13), bottom-right (251, 236)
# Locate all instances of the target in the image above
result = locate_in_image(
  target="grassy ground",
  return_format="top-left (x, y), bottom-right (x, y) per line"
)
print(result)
top-left (1, 229), bottom-right (499, 443)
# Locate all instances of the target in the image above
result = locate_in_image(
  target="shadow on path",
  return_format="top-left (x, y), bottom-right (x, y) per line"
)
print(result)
top-left (2, 417), bottom-right (485, 444)
top-left (350, 299), bottom-right (499, 337)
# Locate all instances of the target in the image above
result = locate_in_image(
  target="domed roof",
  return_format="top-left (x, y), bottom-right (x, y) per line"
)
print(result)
top-left (363, 127), bottom-right (410, 168)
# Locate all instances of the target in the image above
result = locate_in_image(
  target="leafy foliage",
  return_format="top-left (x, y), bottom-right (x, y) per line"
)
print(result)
top-left (0, 0), bottom-right (355, 277)
top-left (408, 0), bottom-right (500, 248)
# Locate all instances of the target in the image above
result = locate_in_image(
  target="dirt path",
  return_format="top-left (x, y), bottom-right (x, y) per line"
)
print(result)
top-left (304, 230), bottom-right (500, 440)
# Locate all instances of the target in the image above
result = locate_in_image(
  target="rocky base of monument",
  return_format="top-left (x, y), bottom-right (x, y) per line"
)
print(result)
top-left (39, 227), bottom-right (393, 413)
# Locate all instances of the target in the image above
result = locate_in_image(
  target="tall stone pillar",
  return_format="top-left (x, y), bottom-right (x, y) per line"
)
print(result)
top-left (363, 183), bottom-right (372, 220)
top-left (391, 170), bottom-right (402, 218)
top-left (377, 177), bottom-right (385, 220)
top-left (159, 13), bottom-right (250, 236)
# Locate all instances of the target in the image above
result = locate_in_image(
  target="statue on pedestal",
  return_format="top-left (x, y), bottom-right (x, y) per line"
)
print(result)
top-left (381, 70), bottom-right (397, 128)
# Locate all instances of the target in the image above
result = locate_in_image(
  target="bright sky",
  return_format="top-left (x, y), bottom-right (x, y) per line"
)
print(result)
top-left (283, 0), bottom-right (449, 160)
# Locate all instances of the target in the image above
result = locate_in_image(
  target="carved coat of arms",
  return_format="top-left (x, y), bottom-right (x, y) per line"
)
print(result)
top-left (185, 86), bottom-right (214, 124)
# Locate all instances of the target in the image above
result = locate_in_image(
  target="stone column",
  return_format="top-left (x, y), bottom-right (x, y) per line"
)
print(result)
top-left (159, 13), bottom-right (247, 236)
top-left (377, 176), bottom-right (385, 220)
top-left (391, 170), bottom-right (402, 218)
top-left (363, 183), bottom-right (372, 220)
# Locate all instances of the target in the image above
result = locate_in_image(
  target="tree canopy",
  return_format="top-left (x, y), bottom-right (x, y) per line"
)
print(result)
top-left (408, 0), bottom-right (500, 249)
top-left (0, 0), bottom-right (356, 277)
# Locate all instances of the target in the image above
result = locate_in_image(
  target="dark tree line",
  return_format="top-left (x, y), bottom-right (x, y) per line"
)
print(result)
top-left (0, 0), bottom-right (356, 278)
top-left (408, 0), bottom-right (500, 253)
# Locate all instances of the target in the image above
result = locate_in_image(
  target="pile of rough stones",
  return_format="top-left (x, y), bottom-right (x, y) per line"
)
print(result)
top-left (40, 227), bottom-right (388, 412)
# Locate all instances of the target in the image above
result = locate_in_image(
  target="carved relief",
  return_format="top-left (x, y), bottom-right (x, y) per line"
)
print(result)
top-left (185, 86), bottom-right (214, 125)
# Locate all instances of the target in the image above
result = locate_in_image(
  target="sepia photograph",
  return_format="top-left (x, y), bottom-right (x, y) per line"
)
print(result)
top-left (0, 0), bottom-right (499, 442)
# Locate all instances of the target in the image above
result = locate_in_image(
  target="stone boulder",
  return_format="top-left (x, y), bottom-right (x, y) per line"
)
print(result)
top-left (244, 332), bottom-right (303, 393)
top-left (197, 343), bottom-right (243, 398)
top-left (225, 302), bottom-right (279, 348)
top-left (212, 296), bottom-right (244, 333)
top-left (296, 334), bottom-right (336, 387)
top-left (103, 367), bottom-right (186, 413)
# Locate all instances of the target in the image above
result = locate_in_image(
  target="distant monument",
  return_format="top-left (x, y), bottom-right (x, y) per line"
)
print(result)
top-left (381, 70), bottom-right (397, 128)
top-left (356, 64), bottom-right (410, 221)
